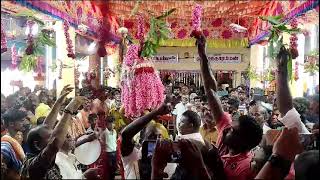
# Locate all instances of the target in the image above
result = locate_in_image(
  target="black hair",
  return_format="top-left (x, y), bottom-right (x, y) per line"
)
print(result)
top-left (228, 98), bottom-right (240, 109)
top-left (249, 100), bottom-right (257, 106)
top-left (182, 110), bottom-right (201, 131)
top-left (2, 109), bottom-right (27, 127)
top-left (221, 95), bottom-right (229, 101)
top-left (106, 115), bottom-right (115, 123)
top-left (173, 86), bottom-right (181, 90)
top-left (36, 116), bottom-right (46, 126)
top-left (26, 124), bottom-right (48, 154)
top-left (294, 150), bottom-right (319, 180)
top-left (238, 115), bottom-right (263, 151)
top-left (193, 96), bottom-right (201, 101)
top-left (88, 114), bottom-right (98, 122)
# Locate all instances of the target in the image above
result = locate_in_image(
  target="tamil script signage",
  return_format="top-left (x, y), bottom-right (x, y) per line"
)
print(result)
top-left (195, 54), bottom-right (241, 63)
top-left (151, 54), bottom-right (179, 63)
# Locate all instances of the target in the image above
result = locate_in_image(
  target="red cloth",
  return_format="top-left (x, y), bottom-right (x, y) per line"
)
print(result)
top-left (216, 113), bottom-right (256, 180)
top-left (116, 137), bottom-right (125, 180)
top-left (90, 111), bottom-right (108, 179)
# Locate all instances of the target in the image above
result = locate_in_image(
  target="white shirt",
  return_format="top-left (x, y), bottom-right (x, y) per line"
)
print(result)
top-left (172, 102), bottom-right (187, 134)
top-left (105, 128), bottom-right (117, 152)
top-left (122, 147), bottom-right (141, 179)
top-left (121, 147), bottom-right (177, 179)
top-left (176, 132), bottom-right (205, 145)
top-left (55, 152), bottom-right (83, 179)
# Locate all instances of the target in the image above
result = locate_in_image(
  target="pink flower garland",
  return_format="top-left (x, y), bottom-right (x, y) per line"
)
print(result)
top-left (63, 21), bottom-right (76, 59)
top-left (137, 15), bottom-right (145, 43)
top-left (121, 44), bottom-right (165, 118)
top-left (192, 4), bottom-right (203, 31)
top-left (10, 44), bottom-right (18, 69)
top-left (289, 18), bottom-right (299, 59)
top-left (124, 44), bottom-right (139, 67)
top-left (1, 20), bottom-right (7, 54)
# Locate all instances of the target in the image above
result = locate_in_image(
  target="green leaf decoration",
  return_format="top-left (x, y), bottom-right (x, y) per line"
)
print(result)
top-left (20, 55), bottom-right (37, 72)
top-left (139, 8), bottom-right (175, 58)
top-left (156, 8), bottom-right (176, 19)
top-left (130, 0), bottom-right (142, 17)
top-left (287, 54), bottom-right (293, 82)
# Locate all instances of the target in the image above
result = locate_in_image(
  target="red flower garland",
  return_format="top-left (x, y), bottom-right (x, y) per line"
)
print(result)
top-left (63, 21), bottom-right (76, 59)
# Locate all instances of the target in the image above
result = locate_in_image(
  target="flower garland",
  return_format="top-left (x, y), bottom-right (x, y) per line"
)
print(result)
top-left (137, 15), bottom-right (145, 43)
top-left (63, 21), bottom-right (76, 59)
top-left (192, 4), bottom-right (203, 32)
top-left (290, 18), bottom-right (299, 59)
top-left (1, 20), bottom-right (7, 54)
top-left (25, 20), bottom-right (35, 55)
top-left (10, 44), bottom-right (18, 70)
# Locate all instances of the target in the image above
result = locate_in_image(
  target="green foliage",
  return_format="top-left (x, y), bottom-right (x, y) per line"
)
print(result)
top-left (244, 65), bottom-right (259, 80)
top-left (260, 15), bottom-right (301, 83)
top-left (16, 12), bottom-right (56, 72)
top-left (260, 15), bottom-right (300, 59)
top-left (20, 55), bottom-right (37, 72)
top-left (140, 8), bottom-right (176, 58)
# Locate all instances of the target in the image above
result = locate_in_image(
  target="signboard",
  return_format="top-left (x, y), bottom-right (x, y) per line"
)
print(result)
top-left (195, 54), bottom-right (241, 63)
top-left (151, 54), bottom-right (179, 63)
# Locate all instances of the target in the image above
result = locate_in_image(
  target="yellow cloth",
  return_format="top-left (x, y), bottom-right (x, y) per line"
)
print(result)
top-left (32, 103), bottom-right (51, 125)
top-left (133, 38), bottom-right (249, 48)
top-left (148, 120), bottom-right (170, 140)
top-left (111, 108), bottom-right (127, 133)
top-left (200, 126), bottom-right (218, 145)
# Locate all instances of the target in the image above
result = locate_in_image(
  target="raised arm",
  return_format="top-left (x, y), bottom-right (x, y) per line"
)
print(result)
top-left (43, 85), bottom-right (73, 129)
top-left (120, 99), bottom-right (172, 156)
top-left (195, 34), bottom-right (224, 121)
top-left (276, 46), bottom-right (293, 117)
top-left (28, 96), bottom-right (87, 173)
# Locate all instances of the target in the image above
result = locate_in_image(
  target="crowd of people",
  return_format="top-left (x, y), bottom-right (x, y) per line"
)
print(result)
top-left (1, 34), bottom-right (319, 180)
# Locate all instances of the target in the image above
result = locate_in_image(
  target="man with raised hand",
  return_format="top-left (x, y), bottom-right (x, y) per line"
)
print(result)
top-left (195, 33), bottom-right (262, 180)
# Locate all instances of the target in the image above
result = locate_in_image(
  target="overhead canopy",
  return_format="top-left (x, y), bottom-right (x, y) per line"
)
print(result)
top-left (108, 0), bottom-right (319, 46)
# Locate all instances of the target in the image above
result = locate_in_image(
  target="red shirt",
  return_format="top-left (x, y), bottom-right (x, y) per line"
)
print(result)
top-left (216, 113), bottom-right (255, 180)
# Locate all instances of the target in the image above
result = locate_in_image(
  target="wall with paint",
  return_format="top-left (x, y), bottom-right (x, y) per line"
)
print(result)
top-left (153, 46), bottom-right (250, 87)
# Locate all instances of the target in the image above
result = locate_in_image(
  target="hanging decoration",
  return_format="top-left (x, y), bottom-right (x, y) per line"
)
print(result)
top-left (121, 8), bottom-right (175, 118)
top-left (63, 20), bottom-right (76, 59)
top-left (25, 20), bottom-right (35, 55)
top-left (15, 11), bottom-right (55, 72)
top-left (260, 15), bottom-right (301, 82)
top-left (140, 8), bottom-right (176, 57)
top-left (304, 50), bottom-right (319, 75)
top-left (294, 61), bottom-right (299, 81)
top-left (190, 4), bottom-right (203, 37)
top-left (10, 45), bottom-right (18, 70)
top-left (192, 4), bottom-right (203, 32)
top-left (289, 18), bottom-right (299, 59)
top-left (1, 20), bottom-right (7, 53)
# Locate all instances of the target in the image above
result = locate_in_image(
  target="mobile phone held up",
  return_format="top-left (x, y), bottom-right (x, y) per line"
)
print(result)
top-left (142, 140), bottom-right (181, 163)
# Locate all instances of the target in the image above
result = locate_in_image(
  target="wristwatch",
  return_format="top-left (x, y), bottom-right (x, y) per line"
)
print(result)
top-left (268, 154), bottom-right (291, 178)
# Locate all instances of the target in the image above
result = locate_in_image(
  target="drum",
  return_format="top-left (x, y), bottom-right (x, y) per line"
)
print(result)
top-left (74, 134), bottom-right (101, 165)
